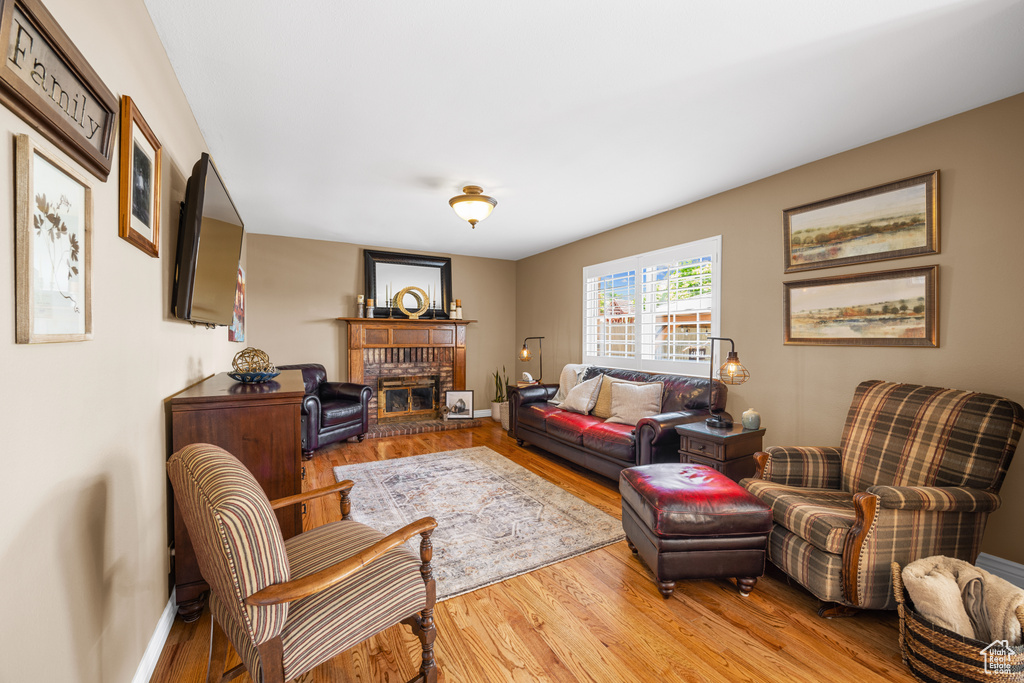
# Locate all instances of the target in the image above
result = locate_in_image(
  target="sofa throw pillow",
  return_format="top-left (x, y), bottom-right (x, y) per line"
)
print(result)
top-left (548, 364), bottom-right (590, 405)
top-left (592, 375), bottom-right (646, 419)
top-left (557, 375), bottom-right (603, 414)
top-left (606, 382), bottom-right (664, 426)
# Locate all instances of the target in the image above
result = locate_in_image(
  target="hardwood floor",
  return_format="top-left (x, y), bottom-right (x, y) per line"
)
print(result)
top-left (151, 422), bottom-right (916, 682)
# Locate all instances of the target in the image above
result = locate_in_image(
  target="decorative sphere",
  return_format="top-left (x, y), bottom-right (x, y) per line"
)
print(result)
top-left (232, 347), bottom-right (275, 373)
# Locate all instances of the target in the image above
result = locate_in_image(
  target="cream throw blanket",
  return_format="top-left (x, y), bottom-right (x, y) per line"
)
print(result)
top-left (548, 364), bottom-right (590, 405)
top-left (903, 556), bottom-right (1024, 645)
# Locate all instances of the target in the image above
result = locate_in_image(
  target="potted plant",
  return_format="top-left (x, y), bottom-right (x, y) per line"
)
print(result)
top-left (491, 366), bottom-right (510, 423)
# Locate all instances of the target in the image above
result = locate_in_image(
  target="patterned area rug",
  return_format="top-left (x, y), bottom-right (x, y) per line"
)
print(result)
top-left (333, 446), bottom-right (624, 601)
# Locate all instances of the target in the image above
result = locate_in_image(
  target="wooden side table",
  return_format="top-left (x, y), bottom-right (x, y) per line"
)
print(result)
top-left (675, 422), bottom-right (766, 482)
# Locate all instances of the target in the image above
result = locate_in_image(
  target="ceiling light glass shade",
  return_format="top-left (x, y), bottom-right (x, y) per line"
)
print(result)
top-left (718, 351), bottom-right (749, 385)
top-left (449, 185), bottom-right (497, 227)
top-left (519, 345), bottom-right (532, 361)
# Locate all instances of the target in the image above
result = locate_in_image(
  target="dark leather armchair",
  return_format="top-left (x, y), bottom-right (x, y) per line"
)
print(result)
top-left (277, 364), bottom-right (372, 458)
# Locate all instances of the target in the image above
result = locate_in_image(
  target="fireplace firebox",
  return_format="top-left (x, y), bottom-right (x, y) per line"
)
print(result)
top-left (377, 375), bottom-right (440, 423)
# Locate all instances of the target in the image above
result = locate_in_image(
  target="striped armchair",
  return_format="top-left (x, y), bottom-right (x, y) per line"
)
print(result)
top-left (167, 443), bottom-right (438, 683)
top-left (742, 380), bottom-right (1023, 614)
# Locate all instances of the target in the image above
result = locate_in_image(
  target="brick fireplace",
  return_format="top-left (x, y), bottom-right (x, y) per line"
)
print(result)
top-left (340, 318), bottom-right (477, 435)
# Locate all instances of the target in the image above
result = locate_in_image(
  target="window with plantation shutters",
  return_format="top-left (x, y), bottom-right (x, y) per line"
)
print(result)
top-left (583, 236), bottom-right (721, 375)
top-left (583, 258), bottom-right (637, 366)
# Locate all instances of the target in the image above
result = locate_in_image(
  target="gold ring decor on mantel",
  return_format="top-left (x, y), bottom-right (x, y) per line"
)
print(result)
top-left (395, 286), bottom-right (430, 319)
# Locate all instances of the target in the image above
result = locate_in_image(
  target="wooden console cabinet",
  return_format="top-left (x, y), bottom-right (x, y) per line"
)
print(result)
top-left (167, 370), bottom-right (305, 620)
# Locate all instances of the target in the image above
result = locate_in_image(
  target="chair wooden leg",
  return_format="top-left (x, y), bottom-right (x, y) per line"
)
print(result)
top-left (208, 619), bottom-right (230, 683)
top-left (256, 636), bottom-right (285, 683)
top-left (404, 605), bottom-right (437, 683)
top-left (818, 602), bottom-right (860, 618)
top-left (406, 529), bottom-right (438, 683)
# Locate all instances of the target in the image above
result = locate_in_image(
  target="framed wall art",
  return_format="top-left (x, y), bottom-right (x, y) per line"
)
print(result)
top-left (15, 134), bottom-right (93, 343)
top-left (0, 0), bottom-right (118, 180)
top-left (783, 171), bottom-right (938, 273)
top-left (783, 266), bottom-right (937, 347)
top-left (118, 95), bottom-right (162, 256)
top-left (229, 266), bottom-right (245, 342)
top-left (444, 390), bottom-right (474, 419)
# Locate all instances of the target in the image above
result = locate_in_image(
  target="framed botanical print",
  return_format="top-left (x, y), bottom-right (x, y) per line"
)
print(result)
top-left (783, 265), bottom-right (937, 347)
top-left (783, 171), bottom-right (938, 273)
top-left (15, 134), bottom-right (93, 343)
top-left (118, 95), bottom-right (162, 256)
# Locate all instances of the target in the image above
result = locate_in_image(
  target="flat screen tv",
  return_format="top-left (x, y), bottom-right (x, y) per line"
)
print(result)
top-left (172, 153), bottom-right (244, 326)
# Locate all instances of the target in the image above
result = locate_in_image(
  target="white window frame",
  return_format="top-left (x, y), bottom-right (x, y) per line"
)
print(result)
top-left (582, 235), bottom-right (721, 376)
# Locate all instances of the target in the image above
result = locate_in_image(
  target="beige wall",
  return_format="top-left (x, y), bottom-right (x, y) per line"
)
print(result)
top-left (246, 234), bottom-right (518, 406)
top-left (0, 0), bottom-right (237, 679)
top-left (516, 93), bottom-right (1024, 564)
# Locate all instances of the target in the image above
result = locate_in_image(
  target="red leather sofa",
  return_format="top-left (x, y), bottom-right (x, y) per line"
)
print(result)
top-left (509, 366), bottom-right (729, 479)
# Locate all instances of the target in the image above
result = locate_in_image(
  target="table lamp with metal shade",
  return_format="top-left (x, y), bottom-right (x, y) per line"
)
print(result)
top-left (705, 336), bottom-right (749, 428)
top-left (518, 336), bottom-right (544, 383)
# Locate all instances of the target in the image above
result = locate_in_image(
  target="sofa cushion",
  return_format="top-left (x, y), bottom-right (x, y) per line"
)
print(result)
top-left (581, 366), bottom-right (724, 413)
top-left (581, 421), bottom-right (635, 462)
top-left (744, 480), bottom-right (856, 554)
top-left (322, 400), bottom-right (363, 427)
top-left (592, 375), bottom-right (647, 419)
top-left (546, 411), bottom-right (602, 446)
top-left (606, 381), bottom-right (663, 426)
top-left (557, 375), bottom-right (602, 414)
top-left (519, 403), bottom-right (562, 431)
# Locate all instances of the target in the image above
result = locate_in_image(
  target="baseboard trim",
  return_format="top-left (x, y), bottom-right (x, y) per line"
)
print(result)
top-left (133, 589), bottom-right (177, 683)
top-left (976, 552), bottom-right (1024, 588)
top-left (474, 409), bottom-right (492, 419)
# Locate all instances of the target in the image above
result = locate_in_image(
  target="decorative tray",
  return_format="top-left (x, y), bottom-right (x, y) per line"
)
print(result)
top-left (228, 371), bottom-right (280, 384)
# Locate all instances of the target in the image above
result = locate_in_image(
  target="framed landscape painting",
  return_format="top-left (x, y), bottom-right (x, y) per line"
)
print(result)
top-left (784, 266), bottom-right (937, 347)
top-left (15, 134), bottom-right (93, 343)
top-left (783, 171), bottom-right (938, 273)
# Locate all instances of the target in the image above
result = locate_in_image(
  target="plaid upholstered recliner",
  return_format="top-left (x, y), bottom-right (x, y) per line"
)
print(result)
top-left (742, 380), bottom-right (1023, 614)
top-left (168, 443), bottom-right (438, 683)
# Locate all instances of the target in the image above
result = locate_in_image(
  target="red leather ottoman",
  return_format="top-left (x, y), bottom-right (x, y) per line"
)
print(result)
top-left (620, 463), bottom-right (772, 598)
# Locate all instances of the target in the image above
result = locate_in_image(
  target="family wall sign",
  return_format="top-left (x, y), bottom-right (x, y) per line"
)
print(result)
top-left (1, 0), bottom-right (116, 180)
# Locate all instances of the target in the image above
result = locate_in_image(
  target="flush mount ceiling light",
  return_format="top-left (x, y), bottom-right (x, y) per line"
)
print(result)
top-left (449, 185), bottom-right (497, 228)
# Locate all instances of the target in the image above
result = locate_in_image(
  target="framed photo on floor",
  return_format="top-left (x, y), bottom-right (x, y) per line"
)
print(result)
top-left (118, 95), bottom-right (162, 257)
top-left (783, 265), bottom-right (937, 347)
top-left (444, 390), bottom-right (474, 419)
top-left (783, 171), bottom-right (938, 273)
top-left (15, 134), bottom-right (93, 343)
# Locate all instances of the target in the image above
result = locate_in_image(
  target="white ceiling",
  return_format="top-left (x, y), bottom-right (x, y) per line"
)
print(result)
top-left (144, 0), bottom-right (1024, 261)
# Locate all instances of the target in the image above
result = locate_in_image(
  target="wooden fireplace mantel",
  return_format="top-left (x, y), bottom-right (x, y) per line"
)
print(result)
top-left (337, 318), bottom-right (475, 390)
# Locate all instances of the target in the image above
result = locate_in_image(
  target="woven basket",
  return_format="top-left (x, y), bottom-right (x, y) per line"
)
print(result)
top-left (891, 562), bottom-right (1024, 682)
top-left (499, 402), bottom-right (510, 431)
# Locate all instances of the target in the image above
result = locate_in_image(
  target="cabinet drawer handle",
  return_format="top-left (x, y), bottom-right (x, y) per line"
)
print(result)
top-left (695, 443), bottom-right (705, 451)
